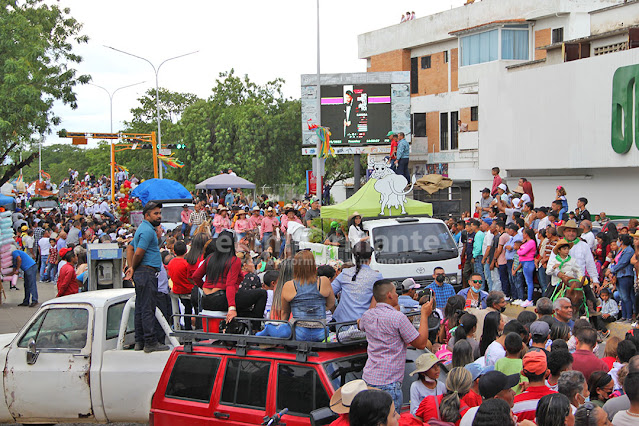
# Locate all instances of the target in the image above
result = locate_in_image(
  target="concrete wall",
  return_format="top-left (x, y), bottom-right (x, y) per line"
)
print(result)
top-left (590, 1), bottom-right (639, 35)
top-left (480, 47), bottom-right (639, 171)
top-left (357, 0), bottom-right (621, 59)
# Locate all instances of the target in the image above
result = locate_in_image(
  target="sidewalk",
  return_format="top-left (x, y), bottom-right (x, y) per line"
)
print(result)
top-left (0, 277), bottom-right (58, 334)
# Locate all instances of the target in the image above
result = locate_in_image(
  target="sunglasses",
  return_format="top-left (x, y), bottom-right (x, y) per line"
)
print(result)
top-left (472, 279), bottom-right (483, 284)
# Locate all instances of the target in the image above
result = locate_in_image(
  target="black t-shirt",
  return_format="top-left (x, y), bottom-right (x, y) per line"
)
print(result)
top-left (576, 209), bottom-right (591, 223)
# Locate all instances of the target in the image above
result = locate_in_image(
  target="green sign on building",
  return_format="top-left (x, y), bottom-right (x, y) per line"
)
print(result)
top-left (612, 64), bottom-right (639, 154)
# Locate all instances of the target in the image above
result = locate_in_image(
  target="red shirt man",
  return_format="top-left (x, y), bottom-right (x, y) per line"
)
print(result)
top-left (56, 248), bottom-right (78, 297)
top-left (512, 351), bottom-right (556, 421)
top-left (166, 246), bottom-right (192, 295)
top-left (570, 327), bottom-right (608, 381)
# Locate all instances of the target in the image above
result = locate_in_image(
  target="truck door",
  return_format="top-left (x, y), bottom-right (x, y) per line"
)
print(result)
top-left (274, 362), bottom-right (331, 426)
top-left (4, 305), bottom-right (94, 423)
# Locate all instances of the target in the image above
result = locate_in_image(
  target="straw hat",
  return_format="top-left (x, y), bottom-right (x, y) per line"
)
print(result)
top-left (349, 211), bottom-right (362, 220)
top-left (557, 219), bottom-right (583, 237)
top-left (409, 353), bottom-right (443, 377)
top-left (553, 238), bottom-right (574, 255)
top-left (513, 185), bottom-right (525, 194)
top-left (236, 209), bottom-right (247, 216)
top-left (329, 380), bottom-right (373, 414)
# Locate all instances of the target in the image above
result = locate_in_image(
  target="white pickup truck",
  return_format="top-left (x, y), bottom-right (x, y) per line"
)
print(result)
top-left (0, 289), bottom-right (177, 424)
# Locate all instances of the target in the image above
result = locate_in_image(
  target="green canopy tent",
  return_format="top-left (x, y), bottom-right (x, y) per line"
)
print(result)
top-left (320, 179), bottom-right (433, 221)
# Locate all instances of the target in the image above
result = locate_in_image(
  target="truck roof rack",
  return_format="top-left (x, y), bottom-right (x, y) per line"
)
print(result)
top-left (360, 213), bottom-right (432, 223)
top-left (171, 313), bottom-right (420, 362)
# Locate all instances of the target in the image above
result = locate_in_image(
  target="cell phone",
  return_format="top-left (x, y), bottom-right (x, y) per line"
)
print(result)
top-left (418, 288), bottom-right (433, 303)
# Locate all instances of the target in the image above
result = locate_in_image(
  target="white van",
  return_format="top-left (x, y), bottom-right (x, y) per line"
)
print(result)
top-left (363, 216), bottom-right (461, 290)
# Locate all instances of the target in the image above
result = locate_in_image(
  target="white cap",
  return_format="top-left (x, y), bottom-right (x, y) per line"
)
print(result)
top-left (402, 278), bottom-right (420, 291)
top-left (498, 183), bottom-right (507, 191)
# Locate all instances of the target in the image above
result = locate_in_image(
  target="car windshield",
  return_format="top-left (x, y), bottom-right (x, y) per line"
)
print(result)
top-left (323, 354), bottom-right (366, 392)
top-left (161, 206), bottom-right (185, 223)
top-left (33, 200), bottom-right (58, 209)
top-left (372, 222), bottom-right (458, 263)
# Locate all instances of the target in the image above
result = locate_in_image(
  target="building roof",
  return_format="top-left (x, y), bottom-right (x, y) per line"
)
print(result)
top-left (537, 25), bottom-right (637, 51)
top-left (589, 0), bottom-right (639, 14)
top-left (449, 19), bottom-right (527, 36)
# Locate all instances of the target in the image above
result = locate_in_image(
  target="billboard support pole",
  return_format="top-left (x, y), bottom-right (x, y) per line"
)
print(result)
top-left (315, 0), bottom-right (322, 205)
top-left (353, 154), bottom-right (361, 192)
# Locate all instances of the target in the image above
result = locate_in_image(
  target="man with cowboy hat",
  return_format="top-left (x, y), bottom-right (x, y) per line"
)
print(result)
top-left (544, 239), bottom-right (580, 298)
top-left (557, 219), bottom-right (599, 307)
top-left (212, 206), bottom-right (230, 238)
top-left (328, 379), bottom-right (373, 425)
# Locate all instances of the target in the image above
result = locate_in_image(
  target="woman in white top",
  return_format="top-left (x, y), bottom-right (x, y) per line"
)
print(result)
top-left (347, 212), bottom-right (368, 249)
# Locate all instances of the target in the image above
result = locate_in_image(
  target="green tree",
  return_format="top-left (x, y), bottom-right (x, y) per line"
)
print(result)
top-left (0, 0), bottom-right (90, 184)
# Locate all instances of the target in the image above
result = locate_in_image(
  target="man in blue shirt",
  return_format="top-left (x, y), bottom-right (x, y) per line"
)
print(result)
top-left (224, 187), bottom-right (235, 206)
top-left (472, 220), bottom-right (486, 283)
top-left (125, 201), bottom-right (168, 353)
top-left (395, 132), bottom-right (411, 183)
top-left (12, 248), bottom-right (38, 307)
top-left (426, 266), bottom-right (456, 310)
top-left (398, 278), bottom-right (420, 313)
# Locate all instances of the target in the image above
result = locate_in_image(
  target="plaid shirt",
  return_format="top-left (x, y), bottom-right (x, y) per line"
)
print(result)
top-left (33, 227), bottom-right (44, 243)
top-left (427, 281), bottom-right (456, 310)
top-left (360, 303), bottom-right (419, 386)
top-left (48, 247), bottom-right (59, 264)
top-left (189, 211), bottom-right (207, 226)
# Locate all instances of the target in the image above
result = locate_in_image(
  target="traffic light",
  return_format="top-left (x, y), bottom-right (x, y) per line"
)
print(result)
top-left (139, 144), bottom-right (152, 149)
top-left (166, 144), bottom-right (185, 149)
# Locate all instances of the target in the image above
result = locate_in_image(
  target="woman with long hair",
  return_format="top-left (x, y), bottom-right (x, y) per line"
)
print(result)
top-left (479, 311), bottom-right (503, 356)
top-left (347, 212), bottom-right (368, 249)
top-left (258, 251), bottom-right (335, 341)
top-left (331, 241), bottom-right (382, 323)
top-left (415, 367), bottom-right (473, 424)
top-left (447, 313), bottom-right (479, 357)
top-left (185, 233), bottom-right (210, 281)
top-left (451, 339), bottom-right (474, 368)
top-left (587, 371), bottom-right (614, 408)
top-left (191, 231), bottom-right (267, 322)
top-left (518, 227), bottom-right (538, 308)
top-left (438, 295), bottom-right (465, 344)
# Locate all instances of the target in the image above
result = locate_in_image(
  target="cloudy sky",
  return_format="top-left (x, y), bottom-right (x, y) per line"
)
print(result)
top-left (47, 0), bottom-right (465, 147)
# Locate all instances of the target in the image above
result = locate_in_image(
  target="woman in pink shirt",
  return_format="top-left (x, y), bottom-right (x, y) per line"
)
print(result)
top-left (212, 207), bottom-right (231, 237)
top-left (234, 210), bottom-right (250, 240)
top-left (517, 228), bottom-right (538, 307)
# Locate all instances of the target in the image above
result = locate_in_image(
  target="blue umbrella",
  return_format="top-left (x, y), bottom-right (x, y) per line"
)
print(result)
top-left (130, 179), bottom-right (191, 206)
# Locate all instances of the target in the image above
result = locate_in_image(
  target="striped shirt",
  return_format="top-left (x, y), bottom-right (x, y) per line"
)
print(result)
top-left (360, 303), bottom-right (419, 386)
top-left (512, 385), bottom-right (556, 422)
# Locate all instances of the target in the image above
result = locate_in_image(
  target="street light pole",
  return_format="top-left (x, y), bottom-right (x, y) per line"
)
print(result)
top-left (316, 0), bottom-right (322, 205)
top-left (104, 46), bottom-right (198, 179)
top-left (89, 81), bottom-right (145, 202)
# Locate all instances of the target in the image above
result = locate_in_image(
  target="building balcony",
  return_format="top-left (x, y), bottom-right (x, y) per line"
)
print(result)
top-left (458, 130), bottom-right (478, 150)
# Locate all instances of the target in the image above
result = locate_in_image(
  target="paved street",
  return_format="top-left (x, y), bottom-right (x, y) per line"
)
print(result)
top-left (0, 278), bottom-right (57, 334)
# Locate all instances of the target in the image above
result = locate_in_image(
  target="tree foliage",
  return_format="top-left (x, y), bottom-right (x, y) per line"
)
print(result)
top-left (0, 0), bottom-right (90, 144)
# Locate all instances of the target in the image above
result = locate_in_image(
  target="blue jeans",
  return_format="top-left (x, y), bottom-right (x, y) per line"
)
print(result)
top-left (369, 381), bottom-right (403, 414)
top-left (257, 323), bottom-right (328, 342)
top-left (512, 271), bottom-right (524, 300)
top-left (133, 267), bottom-right (160, 345)
top-left (538, 266), bottom-right (549, 294)
top-left (190, 224), bottom-right (198, 236)
top-left (474, 257), bottom-right (485, 286)
top-left (262, 232), bottom-right (272, 251)
top-left (39, 255), bottom-right (48, 280)
top-left (103, 211), bottom-right (115, 221)
top-left (181, 223), bottom-right (189, 235)
top-left (396, 158), bottom-right (410, 183)
top-left (617, 276), bottom-right (634, 319)
top-left (499, 263), bottom-right (511, 298)
top-left (23, 265), bottom-right (38, 304)
top-left (522, 260), bottom-right (535, 301)
top-left (45, 263), bottom-right (57, 282)
top-left (483, 263), bottom-right (493, 291)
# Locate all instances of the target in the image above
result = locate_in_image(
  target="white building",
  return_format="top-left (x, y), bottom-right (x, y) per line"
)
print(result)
top-left (358, 0), bottom-right (639, 216)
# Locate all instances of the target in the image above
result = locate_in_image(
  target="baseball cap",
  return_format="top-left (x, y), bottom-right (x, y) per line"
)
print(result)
top-left (386, 130), bottom-right (395, 137)
top-left (478, 371), bottom-right (520, 399)
top-left (530, 321), bottom-right (550, 338)
top-left (402, 278), bottom-right (420, 291)
top-left (59, 247), bottom-right (73, 258)
top-left (409, 353), bottom-right (442, 376)
top-left (465, 362), bottom-right (495, 382)
top-left (227, 187), bottom-right (232, 190)
top-left (142, 201), bottom-right (162, 215)
top-left (522, 351), bottom-right (547, 375)
top-left (480, 188), bottom-right (490, 193)
top-left (498, 183), bottom-right (508, 191)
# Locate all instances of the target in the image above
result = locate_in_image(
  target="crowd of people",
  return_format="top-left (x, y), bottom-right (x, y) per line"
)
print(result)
top-left (6, 167), bottom-right (639, 425)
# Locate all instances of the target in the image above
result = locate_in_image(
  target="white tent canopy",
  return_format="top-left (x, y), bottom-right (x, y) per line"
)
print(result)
top-left (195, 174), bottom-right (256, 190)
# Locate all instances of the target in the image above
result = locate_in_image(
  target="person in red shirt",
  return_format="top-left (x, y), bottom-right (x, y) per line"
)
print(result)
top-left (570, 327), bottom-right (609, 381)
top-left (167, 241), bottom-right (193, 330)
top-left (56, 248), bottom-right (78, 297)
top-left (512, 351), bottom-right (556, 422)
top-left (415, 367), bottom-right (472, 426)
top-left (387, 131), bottom-right (398, 172)
top-left (191, 231), bottom-right (267, 323)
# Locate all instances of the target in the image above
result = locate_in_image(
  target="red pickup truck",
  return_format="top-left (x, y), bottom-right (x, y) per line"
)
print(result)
top-left (150, 332), bottom-right (368, 426)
